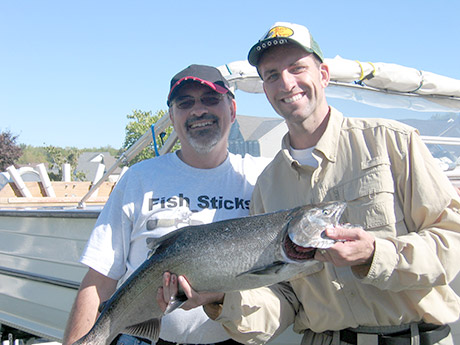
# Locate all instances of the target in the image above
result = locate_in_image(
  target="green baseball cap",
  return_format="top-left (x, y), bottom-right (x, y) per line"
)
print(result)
top-left (248, 22), bottom-right (324, 66)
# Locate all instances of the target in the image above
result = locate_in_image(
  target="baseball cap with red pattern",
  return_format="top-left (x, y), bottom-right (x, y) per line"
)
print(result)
top-left (167, 64), bottom-right (234, 106)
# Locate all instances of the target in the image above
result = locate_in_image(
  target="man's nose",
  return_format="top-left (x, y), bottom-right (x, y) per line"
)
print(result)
top-left (189, 99), bottom-right (209, 116)
top-left (279, 71), bottom-right (296, 91)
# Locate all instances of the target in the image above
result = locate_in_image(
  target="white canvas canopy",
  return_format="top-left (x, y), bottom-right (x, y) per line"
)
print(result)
top-left (218, 57), bottom-right (460, 112)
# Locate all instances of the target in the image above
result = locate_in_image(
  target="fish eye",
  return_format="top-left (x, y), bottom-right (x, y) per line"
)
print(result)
top-left (322, 209), bottom-right (331, 215)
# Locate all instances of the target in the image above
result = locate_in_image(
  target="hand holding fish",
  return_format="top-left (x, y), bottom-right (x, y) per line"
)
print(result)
top-left (157, 272), bottom-right (224, 313)
top-left (315, 225), bottom-right (375, 268)
top-left (156, 271), bottom-right (178, 313)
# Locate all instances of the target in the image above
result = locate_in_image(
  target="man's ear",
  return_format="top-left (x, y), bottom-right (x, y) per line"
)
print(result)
top-left (320, 62), bottom-right (330, 88)
top-left (230, 98), bottom-right (237, 123)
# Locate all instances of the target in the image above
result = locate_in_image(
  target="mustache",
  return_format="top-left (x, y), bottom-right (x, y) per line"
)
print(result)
top-left (185, 114), bottom-right (219, 127)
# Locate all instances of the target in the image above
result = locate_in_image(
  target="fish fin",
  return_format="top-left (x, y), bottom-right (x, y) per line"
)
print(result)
top-left (146, 238), bottom-right (161, 258)
top-left (124, 318), bottom-right (161, 343)
top-left (146, 231), bottom-right (182, 258)
top-left (164, 293), bottom-right (187, 315)
top-left (237, 261), bottom-right (287, 277)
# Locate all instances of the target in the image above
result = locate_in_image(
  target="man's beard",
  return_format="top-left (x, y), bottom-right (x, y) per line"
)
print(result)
top-left (185, 114), bottom-right (221, 154)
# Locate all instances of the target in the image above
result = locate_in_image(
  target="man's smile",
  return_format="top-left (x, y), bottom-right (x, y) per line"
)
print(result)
top-left (189, 120), bottom-right (215, 130)
top-left (186, 115), bottom-right (219, 131)
top-left (282, 93), bottom-right (304, 104)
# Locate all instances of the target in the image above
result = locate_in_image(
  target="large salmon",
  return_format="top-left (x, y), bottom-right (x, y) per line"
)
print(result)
top-left (72, 201), bottom-right (346, 345)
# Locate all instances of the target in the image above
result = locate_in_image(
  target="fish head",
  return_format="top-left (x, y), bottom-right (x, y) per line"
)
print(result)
top-left (283, 201), bottom-right (346, 262)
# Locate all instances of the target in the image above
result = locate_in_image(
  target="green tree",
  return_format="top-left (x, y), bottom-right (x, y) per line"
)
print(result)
top-left (44, 146), bottom-right (86, 181)
top-left (85, 146), bottom-right (119, 156)
top-left (0, 130), bottom-right (23, 171)
top-left (122, 109), bottom-right (179, 166)
top-left (17, 145), bottom-right (48, 165)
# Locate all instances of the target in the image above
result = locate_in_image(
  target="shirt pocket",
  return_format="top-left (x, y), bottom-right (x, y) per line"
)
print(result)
top-left (332, 156), bottom-right (405, 233)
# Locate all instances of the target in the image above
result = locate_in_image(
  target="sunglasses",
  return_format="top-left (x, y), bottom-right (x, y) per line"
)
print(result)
top-left (173, 94), bottom-right (224, 110)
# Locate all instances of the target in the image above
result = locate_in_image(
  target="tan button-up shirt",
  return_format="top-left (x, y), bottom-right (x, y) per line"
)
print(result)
top-left (216, 107), bottom-right (460, 344)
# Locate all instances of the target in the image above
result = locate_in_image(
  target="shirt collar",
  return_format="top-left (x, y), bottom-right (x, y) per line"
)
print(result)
top-left (281, 106), bottom-right (344, 166)
top-left (315, 106), bottom-right (343, 163)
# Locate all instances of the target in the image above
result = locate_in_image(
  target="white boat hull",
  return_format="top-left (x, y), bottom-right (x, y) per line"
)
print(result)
top-left (0, 209), bottom-right (99, 341)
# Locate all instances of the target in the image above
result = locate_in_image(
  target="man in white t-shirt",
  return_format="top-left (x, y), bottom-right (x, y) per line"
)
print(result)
top-left (62, 64), bottom-right (269, 345)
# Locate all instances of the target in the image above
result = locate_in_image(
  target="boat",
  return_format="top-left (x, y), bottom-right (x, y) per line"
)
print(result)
top-left (1, 57), bottom-right (460, 345)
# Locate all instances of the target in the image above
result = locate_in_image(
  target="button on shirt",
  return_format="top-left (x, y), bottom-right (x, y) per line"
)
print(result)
top-left (215, 107), bottom-right (460, 344)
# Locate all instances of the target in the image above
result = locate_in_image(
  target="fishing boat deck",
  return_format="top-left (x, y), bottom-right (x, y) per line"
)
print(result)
top-left (0, 181), bottom-right (114, 209)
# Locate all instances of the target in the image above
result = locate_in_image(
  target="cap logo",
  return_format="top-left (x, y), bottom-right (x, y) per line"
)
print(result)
top-left (266, 26), bottom-right (294, 39)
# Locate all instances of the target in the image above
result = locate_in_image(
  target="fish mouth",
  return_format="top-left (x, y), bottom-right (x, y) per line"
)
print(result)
top-left (287, 201), bottom-right (347, 248)
top-left (283, 233), bottom-right (316, 261)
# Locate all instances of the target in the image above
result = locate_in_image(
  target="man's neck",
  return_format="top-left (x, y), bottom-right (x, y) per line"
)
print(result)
top-left (176, 146), bottom-right (229, 169)
top-left (288, 106), bottom-right (331, 149)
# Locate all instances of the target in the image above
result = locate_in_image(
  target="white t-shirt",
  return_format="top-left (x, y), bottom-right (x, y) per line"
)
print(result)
top-left (80, 151), bottom-right (270, 344)
top-left (290, 146), bottom-right (318, 167)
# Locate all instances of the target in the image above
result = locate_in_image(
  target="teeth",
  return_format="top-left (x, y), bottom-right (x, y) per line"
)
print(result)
top-left (190, 121), bottom-right (213, 129)
top-left (283, 94), bottom-right (303, 104)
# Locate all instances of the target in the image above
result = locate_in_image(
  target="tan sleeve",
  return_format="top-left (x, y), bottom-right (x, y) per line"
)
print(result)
top-left (215, 282), bottom-right (299, 344)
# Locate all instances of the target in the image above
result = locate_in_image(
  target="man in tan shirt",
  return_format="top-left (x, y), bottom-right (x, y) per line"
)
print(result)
top-left (158, 22), bottom-right (460, 345)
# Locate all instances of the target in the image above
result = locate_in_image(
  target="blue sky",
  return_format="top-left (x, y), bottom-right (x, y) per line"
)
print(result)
top-left (1, 1), bottom-right (460, 149)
